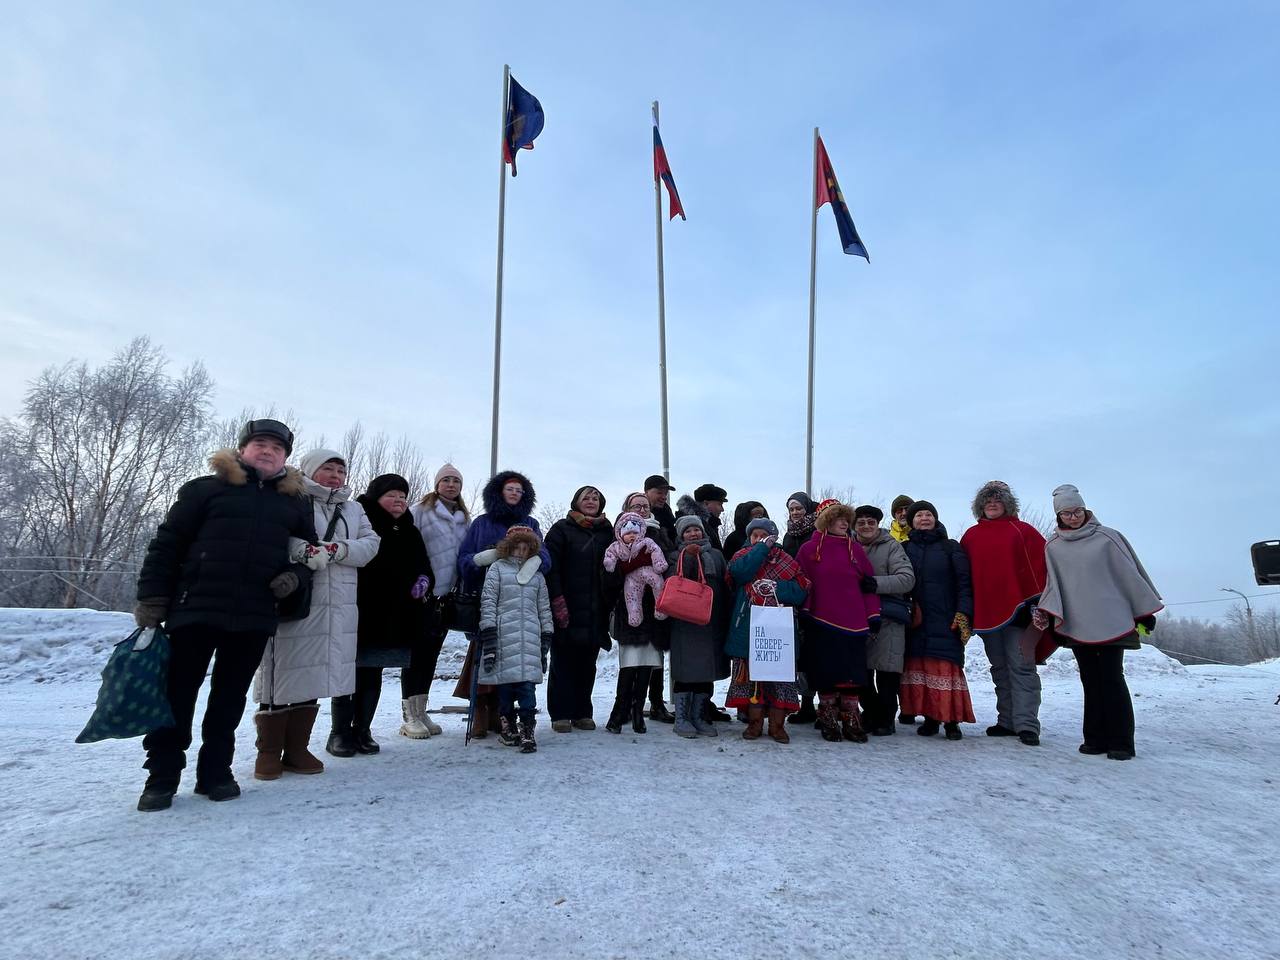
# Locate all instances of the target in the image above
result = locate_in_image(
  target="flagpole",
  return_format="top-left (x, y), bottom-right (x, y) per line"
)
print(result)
top-left (490, 64), bottom-right (510, 477)
top-left (805, 126), bottom-right (819, 493)
top-left (653, 101), bottom-right (672, 483)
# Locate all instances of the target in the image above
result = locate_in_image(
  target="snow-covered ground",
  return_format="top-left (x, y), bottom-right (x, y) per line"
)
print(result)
top-left (1, 609), bottom-right (1278, 960)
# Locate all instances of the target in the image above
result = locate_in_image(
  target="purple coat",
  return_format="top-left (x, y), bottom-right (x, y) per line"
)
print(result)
top-left (795, 531), bottom-right (881, 635)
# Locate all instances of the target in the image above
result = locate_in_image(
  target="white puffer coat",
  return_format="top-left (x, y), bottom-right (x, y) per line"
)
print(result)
top-left (410, 498), bottom-right (470, 597)
top-left (478, 558), bottom-right (554, 685)
top-left (254, 480), bottom-right (380, 704)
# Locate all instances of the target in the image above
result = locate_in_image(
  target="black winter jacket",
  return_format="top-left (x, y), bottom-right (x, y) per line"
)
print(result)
top-left (356, 497), bottom-right (433, 652)
top-left (903, 525), bottom-right (973, 666)
top-left (722, 501), bottom-right (768, 559)
top-left (136, 450), bottom-right (316, 635)
top-left (544, 513), bottom-right (615, 650)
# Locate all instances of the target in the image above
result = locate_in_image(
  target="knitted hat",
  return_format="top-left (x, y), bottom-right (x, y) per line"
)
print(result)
top-left (693, 483), bottom-right (728, 503)
top-left (434, 463), bottom-right (462, 487)
top-left (366, 473), bottom-right (410, 501)
top-left (815, 499), bottom-right (855, 532)
top-left (891, 494), bottom-right (914, 515)
top-left (644, 474), bottom-right (675, 492)
top-left (905, 500), bottom-right (939, 527)
top-left (615, 513), bottom-right (646, 539)
top-left (237, 418), bottom-right (295, 456)
top-left (675, 515), bottom-right (705, 539)
top-left (854, 504), bottom-right (884, 523)
top-left (1052, 484), bottom-right (1085, 513)
top-left (786, 492), bottom-right (816, 513)
top-left (299, 448), bottom-right (345, 480)
top-left (745, 517), bottom-right (779, 539)
top-left (571, 485), bottom-right (607, 514)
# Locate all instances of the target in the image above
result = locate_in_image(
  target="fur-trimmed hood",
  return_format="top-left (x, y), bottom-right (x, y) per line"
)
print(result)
top-left (482, 470), bottom-right (537, 523)
top-left (614, 512), bottom-right (647, 541)
top-left (676, 494), bottom-right (720, 529)
top-left (496, 525), bottom-right (542, 559)
top-left (971, 480), bottom-right (1020, 520)
top-left (209, 448), bottom-right (304, 496)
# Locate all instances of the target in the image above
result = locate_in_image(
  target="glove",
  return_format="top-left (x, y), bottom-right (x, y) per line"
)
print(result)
top-left (293, 543), bottom-right (330, 571)
top-left (684, 542), bottom-right (702, 555)
top-left (860, 574), bottom-right (879, 594)
top-left (551, 595), bottom-right (570, 629)
top-left (133, 598), bottom-right (168, 628)
top-left (1031, 606), bottom-right (1050, 631)
top-left (541, 633), bottom-right (553, 673)
top-left (473, 548), bottom-right (499, 568)
top-left (321, 541), bottom-right (348, 563)
top-left (951, 612), bottom-right (973, 642)
top-left (269, 571), bottom-right (299, 599)
top-left (763, 535), bottom-right (778, 549)
top-left (517, 555), bottom-right (542, 586)
top-left (410, 574), bottom-right (431, 600)
top-left (1135, 615), bottom-right (1157, 636)
top-left (479, 626), bottom-right (498, 672)
top-left (869, 617), bottom-right (881, 637)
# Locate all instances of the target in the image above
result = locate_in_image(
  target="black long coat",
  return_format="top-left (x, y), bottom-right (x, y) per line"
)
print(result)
top-left (544, 513), bottom-right (614, 651)
top-left (356, 496), bottom-right (433, 663)
top-left (903, 525), bottom-right (973, 667)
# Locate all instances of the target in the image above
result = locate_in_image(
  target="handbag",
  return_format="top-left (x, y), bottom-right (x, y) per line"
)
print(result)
top-left (656, 546), bottom-right (714, 626)
top-left (447, 587), bottom-right (481, 633)
top-left (880, 595), bottom-right (911, 625)
top-left (76, 626), bottom-right (176, 743)
top-left (279, 503), bottom-right (343, 623)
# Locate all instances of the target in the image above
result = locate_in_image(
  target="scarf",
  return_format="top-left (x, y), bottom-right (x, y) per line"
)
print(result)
top-left (786, 512), bottom-right (816, 542)
top-left (745, 545), bottom-right (810, 605)
top-left (570, 509), bottom-right (607, 529)
top-left (438, 495), bottom-right (461, 514)
top-left (890, 519), bottom-right (910, 543)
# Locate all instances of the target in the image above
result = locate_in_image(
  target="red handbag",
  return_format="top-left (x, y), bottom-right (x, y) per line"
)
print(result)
top-left (656, 546), bottom-right (714, 626)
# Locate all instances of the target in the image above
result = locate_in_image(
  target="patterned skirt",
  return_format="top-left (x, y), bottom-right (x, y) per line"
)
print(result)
top-left (898, 656), bottom-right (976, 723)
top-left (725, 658), bottom-right (801, 711)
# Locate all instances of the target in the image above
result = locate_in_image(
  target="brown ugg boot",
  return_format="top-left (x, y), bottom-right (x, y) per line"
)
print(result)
top-left (253, 710), bottom-right (288, 780)
top-left (742, 705), bottom-right (765, 740)
top-left (767, 707), bottom-right (790, 744)
top-left (282, 704), bottom-right (325, 774)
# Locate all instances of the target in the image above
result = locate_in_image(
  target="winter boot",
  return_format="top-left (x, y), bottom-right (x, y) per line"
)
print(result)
top-left (818, 695), bottom-right (843, 742)
top-left (421, 696), bottom-right (443, 736)
top-left (1078, 742), bottom-right (1107, 756)
top-left (137, 775), bottom-right (178, 813)
top-left (673, 692), bottom-right (698, 738)
top-left (469, 695), bottom-right (490, 740)
top-left (399, 694), bottom-right (432, 739)
top-left (791, 696), bottom-right (817, 725)
top-left (705, 699), bottom-right (734, 723)
top-left (917, 717), bottom-right (941, 737)
top-left (519, 711), bottom-right (537, 753)
top-left (552, 719), bottom-right (573, 733)
top-left (742, 705), bottom-right (765, 740)
top-left (1107, 748), bottom-right (1135, 761)
top-left (572, 717), bottom-right (596, 731)
top-left (253, 710), bottom-right (288, 781)
top-left (629, 673), bottom-right (648, 734)
top-left (1018, 730), bottom-right (1040, 746)
top-left (606, 668), bottom-right (634, 734)
top-left (353, 687), bottom-right (381, 754)
top-left (767, 707), bottom-right (790, 744)
top-left (498, 713), bottom-right (521, 746)
top-left (944, 722), bottom-right (963, 741)
top-left (986, 724), bottom-right (1017, 737)
top-left (899, 713), bottom-right (918, 725)
top-left (194, 778), bottom-right (241, 802)
top-left (648, 669), bottom-right (675, 722)
top-left (326, 696), bottom-right (359, 758)
top-left (282, 704), bottom-right (324, 774)
top-left (689, 693), bottom-right (719, 737)
top-left (840, 695), bottom-right (868, 743)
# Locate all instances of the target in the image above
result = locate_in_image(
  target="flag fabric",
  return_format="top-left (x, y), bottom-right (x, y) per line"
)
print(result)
top-left (503, 75), bottom-right (544, 176)
top-left (653, 107), bottom-right (686, 221)
top-left (815, 135), bottom-right (869, 261)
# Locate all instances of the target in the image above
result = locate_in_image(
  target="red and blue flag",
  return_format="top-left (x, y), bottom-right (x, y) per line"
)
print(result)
top-left (503, 75), bottom-right (544, 177)
top-left (815, 135), bottom-right (869, 261)
top-left (653, 105), bottom-right (685, 221)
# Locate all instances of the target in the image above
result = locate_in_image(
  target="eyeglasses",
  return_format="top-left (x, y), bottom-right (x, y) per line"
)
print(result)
top-left (1058, 508), bottom-right (1086, 520)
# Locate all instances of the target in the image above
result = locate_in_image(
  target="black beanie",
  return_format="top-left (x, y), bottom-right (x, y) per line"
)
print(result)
top-left (571, 485), bottom-right (607, 513)
top-left (366, 473), bottom-right (410, 501)
top-left (905, 500), bottom-right (939, 527)
top-left (854, 504), bottom-right (884, 523)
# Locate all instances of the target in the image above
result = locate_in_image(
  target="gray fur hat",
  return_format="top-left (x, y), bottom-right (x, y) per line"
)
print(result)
top-left (745, 518), bottom-right (779, 539)
top-left (675, 515), bottom-right (706, 539)
top-left (971, 480), bottom-right (1020, 520)
top-left (1052, 484), bottom-right (1085, 514)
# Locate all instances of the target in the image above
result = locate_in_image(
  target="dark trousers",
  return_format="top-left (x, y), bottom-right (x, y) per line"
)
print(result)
top-left (648, 658), bottom-right (666, 705)
top-left (865, 670), bottom-right (901, 727)
top-left (1074, 646), bottom-right (1135, 754)
top-left (142, 626), bottom-right (269, 784)
top-left (498, 680), bottom-right (537, 721)
top-left (547, 643), bottom-right (599, 721)
top-left (333, 667), bottom-right (384, 734)
top-left (401, 627), bottom-right (447, 698)
top-left (674, 680), bottom-right (713, 694)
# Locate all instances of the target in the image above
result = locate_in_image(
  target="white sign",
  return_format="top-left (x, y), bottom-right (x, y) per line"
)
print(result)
top-left (748, 605), bottom-right (795, 682)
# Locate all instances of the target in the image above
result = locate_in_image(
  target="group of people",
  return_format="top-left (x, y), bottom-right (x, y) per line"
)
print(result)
top-left (129, 417), bottom-right (1165, 812)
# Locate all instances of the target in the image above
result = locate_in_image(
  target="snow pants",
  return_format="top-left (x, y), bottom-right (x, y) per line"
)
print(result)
top-left (143, 626), bottom-right (270, 785)
top-left (982, 625), bottom-right (1042, 735)
top-left (1073, 645), bottom-right (1135, 755)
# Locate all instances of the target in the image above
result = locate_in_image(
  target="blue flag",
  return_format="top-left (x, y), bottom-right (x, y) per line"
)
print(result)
top-left (503, 75), bottom-right (544, 177)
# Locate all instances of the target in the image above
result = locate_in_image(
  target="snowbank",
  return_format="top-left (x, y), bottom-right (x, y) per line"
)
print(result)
top-left (965, 635), bottom-right (1189, 683)
top-left (0, 607), bottom-right (134, 684)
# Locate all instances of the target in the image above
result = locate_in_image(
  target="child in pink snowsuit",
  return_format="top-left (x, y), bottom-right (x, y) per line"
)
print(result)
top-left (603, 512), bottom-right (669, 628)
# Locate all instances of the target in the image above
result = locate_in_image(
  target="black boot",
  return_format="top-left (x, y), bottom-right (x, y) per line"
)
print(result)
top-left (648, 669), bottom-right (675, 722)
top-left (606, 668), bottom-right (634, 734)
top-left (519, 710), bottom-right (537, 753)
top-left (790, 695), bottom-right (817, 725)
top-left (194, 777), bottom-right (241, 801)
top-left (353, 686), bottom-right (381, 755)
top-left (326, 696), bottom-right (359, 758)
top-left (137, 775), bottom-right (178, 813)
top-left (917, 718), bottom-right (941, 737)
top-left (630, 668), bottom-right (649, 733)
top-left (706, 699), bottom-right (734, 723)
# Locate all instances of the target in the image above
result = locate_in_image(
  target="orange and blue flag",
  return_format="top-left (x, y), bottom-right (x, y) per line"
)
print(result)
top-left (815, 135), bottom-right (868, 261)
top-left (503, 75), bottom-right (544, 177)
top-left (653, 106), bottom-right (685, 221)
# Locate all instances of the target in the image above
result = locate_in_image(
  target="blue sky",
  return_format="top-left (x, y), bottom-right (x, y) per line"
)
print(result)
top-left (2, 2), bottom-right (1278, 620)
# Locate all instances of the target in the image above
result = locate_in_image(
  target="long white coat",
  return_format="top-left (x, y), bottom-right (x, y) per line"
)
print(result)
top-left (254, 480), bottom-right (380, 704)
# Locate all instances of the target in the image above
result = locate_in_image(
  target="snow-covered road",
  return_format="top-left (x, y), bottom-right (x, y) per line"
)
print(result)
top-left (2, 631), bottom-right (1278, 959)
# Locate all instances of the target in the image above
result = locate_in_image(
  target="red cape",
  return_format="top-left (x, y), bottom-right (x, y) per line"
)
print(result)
top-left (960, 517), bottom-right (1047, 631)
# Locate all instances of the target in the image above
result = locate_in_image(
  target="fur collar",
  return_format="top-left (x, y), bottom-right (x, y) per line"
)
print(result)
top-left (209, 448), bottom-right (304, 496)
top-left (482, 470), bottom-right (536, 523)
top-left (676, 494), bottom-right (720, 529)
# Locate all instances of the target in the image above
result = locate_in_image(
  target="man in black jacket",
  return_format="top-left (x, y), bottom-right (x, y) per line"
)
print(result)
top-left (643, 474), bottom-right (678, 543)
top-left (133, 419), bottom-right (316, 812)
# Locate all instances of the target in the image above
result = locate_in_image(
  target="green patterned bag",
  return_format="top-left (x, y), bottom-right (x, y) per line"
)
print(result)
top-left (75, 626), bottom-right (175, 743)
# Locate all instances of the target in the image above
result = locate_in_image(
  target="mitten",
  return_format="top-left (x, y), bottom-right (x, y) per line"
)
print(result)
top-left (551, 595), bottom-right (570, 629)
top-left (951, 612), bottom-right (973, 642)
top-left (541, 633), bottom-right (553, 673)
top-left (1031, 606), bottom-right (1050, 631)
top-left (133, 598), bottom-right (168, 628)
top-left (868, 617), bottom-right (881, 637)
top-left (764, 535), bottom-right (778, 549)
top-left (860, 574), bottom-right (879, 594)
top-left (269, 571), bottom-right (299, 599)
top-left (322, 541), bottom-right (348, 563)
top-left (473, 548), bottom-right (499, 567)
top-left (410, 574), bottom-right (431, 600)
top-left (479, 626), bottom-right (498, 672)
top-left (293, 543), bottom-right (330, 571)
top-left (1135, 615), bottom-right (1157, 636)
top-left (517, 555), bottom-right (542, 586)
